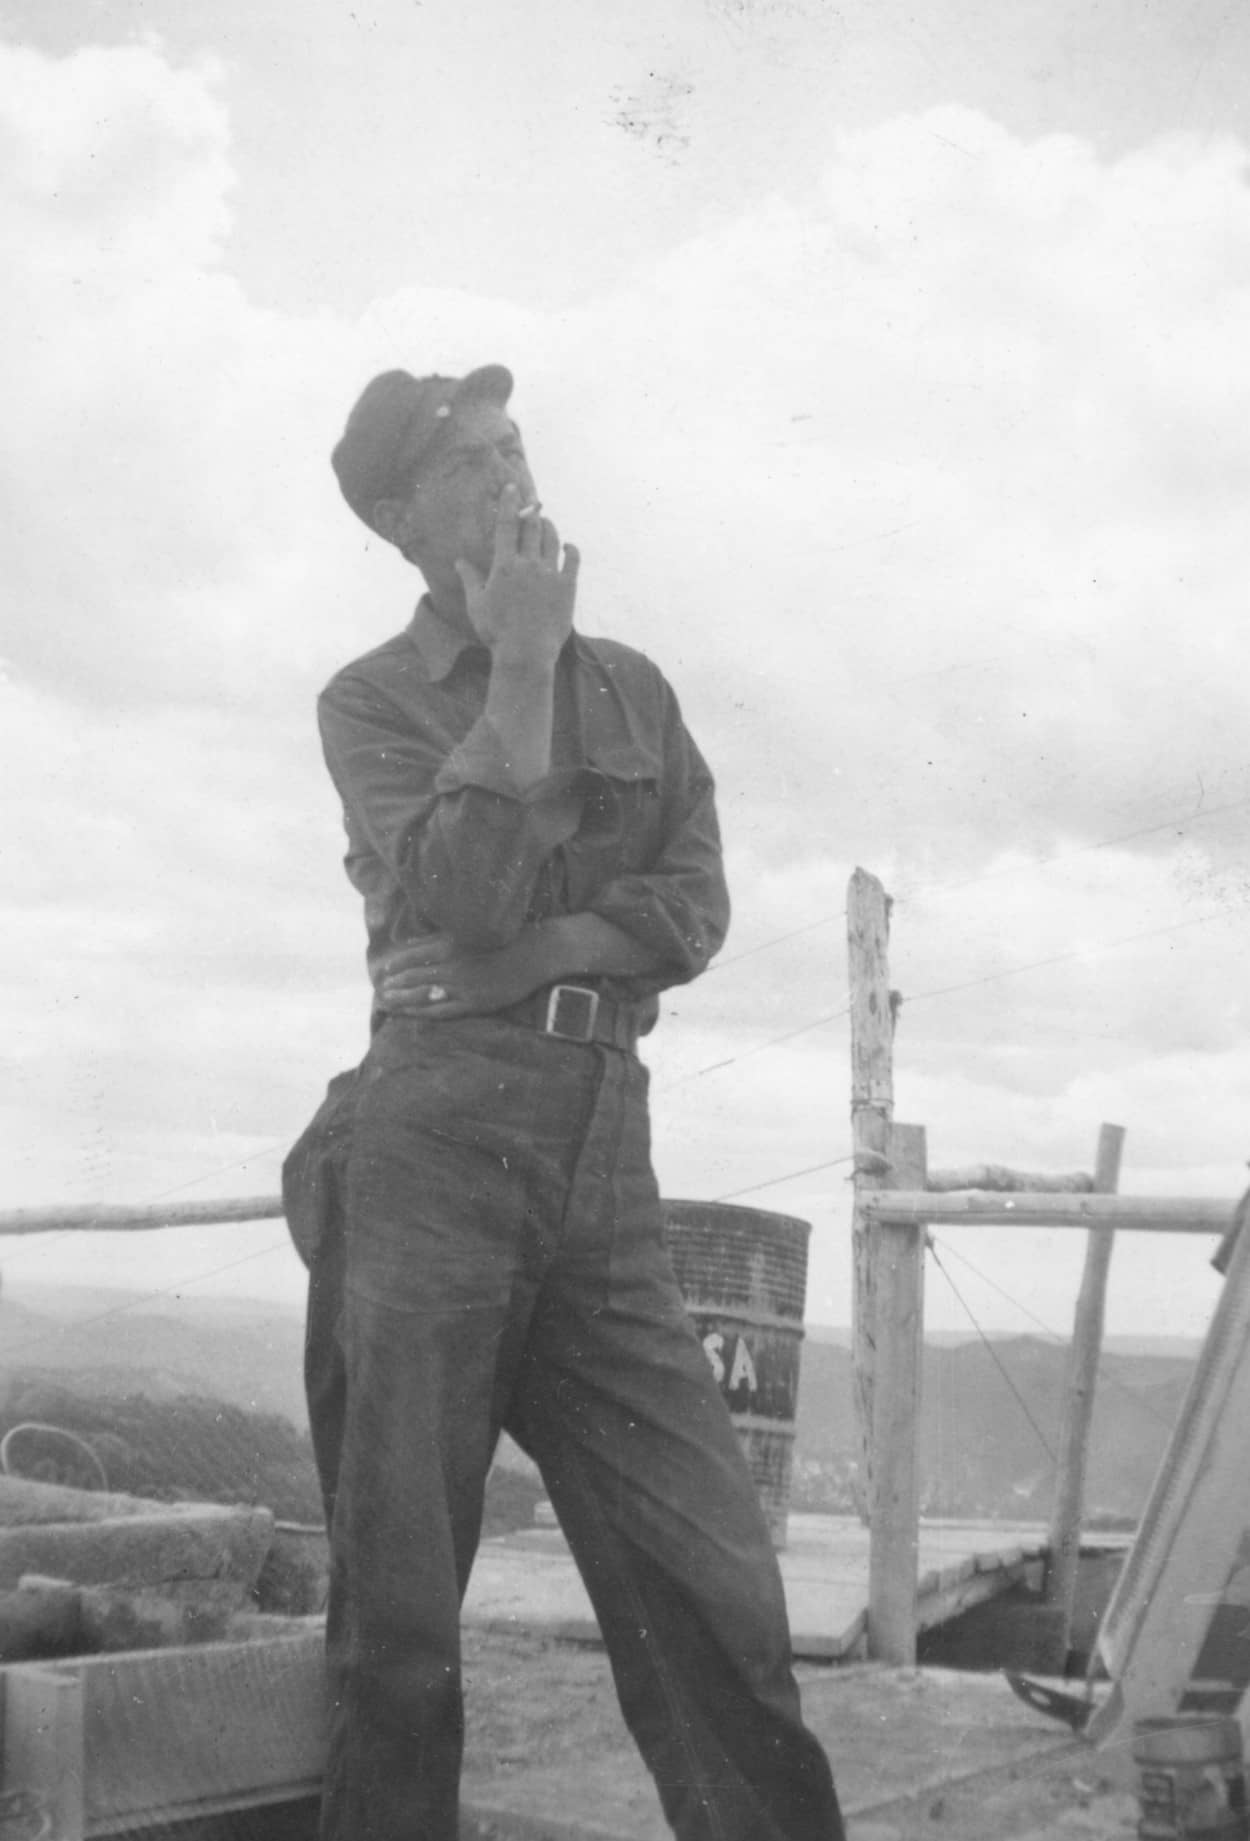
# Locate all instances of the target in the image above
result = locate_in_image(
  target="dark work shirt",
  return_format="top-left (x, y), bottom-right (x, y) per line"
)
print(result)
top-left (317, 598), bottom-right (731, 1028)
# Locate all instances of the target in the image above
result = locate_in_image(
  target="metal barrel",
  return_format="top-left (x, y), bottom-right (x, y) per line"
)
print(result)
top-left (1132, 1716), bottom-right (1248, 1839)
top-left (663, 1200), bottom-right (810, 1549)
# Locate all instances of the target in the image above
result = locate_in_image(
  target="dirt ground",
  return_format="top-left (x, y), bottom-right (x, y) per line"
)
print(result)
top-left (456, 1628), bottom-right (1141, 1841)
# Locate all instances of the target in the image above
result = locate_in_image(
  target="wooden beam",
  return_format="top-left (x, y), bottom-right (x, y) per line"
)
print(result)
top-left (847, 868), bottom-right (897, 1521)
top-left (864, 1192), bottom-right (1233, 1233)
top-left (866, 1121), bottom-right (927, 1666)
top-left (0, 1196), bottom-right (286, 1237)
top-left (1046, 1125), bottom-right (1124, 1652)
top-left (1087, 1200), bottom-right (1250, 1753)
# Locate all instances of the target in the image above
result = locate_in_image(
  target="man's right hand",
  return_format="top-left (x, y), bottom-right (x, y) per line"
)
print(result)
top-left (375, 914), bottom-right (661, 1020)
top-left (454, 482), bottom-right (580, 665)
top-left (375, 929), bottom-right (550, 1020)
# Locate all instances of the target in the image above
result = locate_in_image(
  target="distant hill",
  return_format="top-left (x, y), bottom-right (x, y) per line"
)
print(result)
top-left (0, 1373), bottom-right (324, 1521)
top-left (1, 1285), bottom-right (308, 1427)
top-left (803, 1324), bottom-right (1200, 1360)
top-left (0, 1286), bottom-right (1199, 1526)
top-left (792, 1334), bottom-right (1195, 1523)
top-left (0, 1288), bottom-right (542, 1536)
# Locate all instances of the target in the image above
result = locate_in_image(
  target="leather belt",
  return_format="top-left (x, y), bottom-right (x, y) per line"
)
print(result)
top-left (500, 983), bottom-right (638, 1051)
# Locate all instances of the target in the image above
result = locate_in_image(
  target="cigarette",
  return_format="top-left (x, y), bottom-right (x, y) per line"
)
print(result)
top-left (517, 501), bottom-right (541, 518)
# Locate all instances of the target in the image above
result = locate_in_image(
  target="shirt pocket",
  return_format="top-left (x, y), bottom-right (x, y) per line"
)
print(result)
top-left (574, 740), bottom-right (663, 876)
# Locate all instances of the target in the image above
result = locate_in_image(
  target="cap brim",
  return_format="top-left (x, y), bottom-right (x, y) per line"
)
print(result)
top-left (453, 364), bottom-right (514, 408)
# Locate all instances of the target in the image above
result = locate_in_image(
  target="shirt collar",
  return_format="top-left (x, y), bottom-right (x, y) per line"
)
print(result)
top-left (406, 596), bottom-right (484, 681)
top-left (407, 594), bottom-right (587, 682)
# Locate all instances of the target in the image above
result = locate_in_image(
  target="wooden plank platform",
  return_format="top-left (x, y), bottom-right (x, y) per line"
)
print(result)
top-left (0, 1518), bottom-right (1056, 1838)
top-left (2, 1638), bottom-right (1136, 1841)
top-left (463, 1512), bottom-right (1048, 1661)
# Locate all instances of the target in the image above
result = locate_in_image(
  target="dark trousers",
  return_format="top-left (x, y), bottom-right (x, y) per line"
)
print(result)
top-left (282, 1066), bottom-right (354, 1530)
top-left (297, 1016), bottom-right (843, 1841)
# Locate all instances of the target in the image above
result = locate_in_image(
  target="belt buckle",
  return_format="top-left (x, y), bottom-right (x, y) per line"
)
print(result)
top-left (545, 984), bottom-right (600, 1043)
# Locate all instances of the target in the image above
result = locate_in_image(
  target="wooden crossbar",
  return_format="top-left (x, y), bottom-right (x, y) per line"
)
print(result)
top-left (0, 1197), bottom-right (286, 1237)
top-left (863, 1192), bottom-right (1233, 1233)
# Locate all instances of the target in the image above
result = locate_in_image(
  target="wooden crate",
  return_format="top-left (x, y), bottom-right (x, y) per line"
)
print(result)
top-left (1, 1623), bottom-right (326, 1838)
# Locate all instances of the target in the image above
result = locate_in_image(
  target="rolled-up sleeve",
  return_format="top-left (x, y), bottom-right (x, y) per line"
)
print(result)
top-left (318, 676), bottom-right (583, 950)
top-left (587, 685), bottom-right (731, 987)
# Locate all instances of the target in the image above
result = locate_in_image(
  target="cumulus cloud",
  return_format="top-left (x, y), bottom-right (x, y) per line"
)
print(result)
top-left (0, 41), bottom-right (370, 709)
top-left (3, 36), bottom-right (1249, 1333)
top-left (352, 110), bottom-right (1250, 898)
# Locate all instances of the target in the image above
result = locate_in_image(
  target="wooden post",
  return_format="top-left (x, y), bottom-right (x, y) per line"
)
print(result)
top-left (867, 1121), bottom-right (928, 1664)
top-left (2, 1664), bottom-right (86, 1841)
top-left (1045, 1123), bottom-right (1125, 1655)
top-left (847, 869), bottom-right (896, 1522)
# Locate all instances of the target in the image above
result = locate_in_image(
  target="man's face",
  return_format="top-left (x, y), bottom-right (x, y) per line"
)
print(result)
top-left (401, 400), bottom-right (537, 578)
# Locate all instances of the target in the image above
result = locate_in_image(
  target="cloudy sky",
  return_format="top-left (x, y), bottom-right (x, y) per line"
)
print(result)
top-left (2, 0), bottom-right (1249, 1349)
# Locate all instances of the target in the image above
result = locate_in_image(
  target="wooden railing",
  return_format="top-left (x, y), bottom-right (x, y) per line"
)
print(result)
top-left (0, 1198), bottom-right (285, 1237)
top-left (847, 867), bottom-right (1240, 1666)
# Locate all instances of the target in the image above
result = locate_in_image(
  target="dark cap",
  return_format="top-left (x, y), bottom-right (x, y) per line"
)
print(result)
top-left (331, 363), bottom-right (514, 529)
